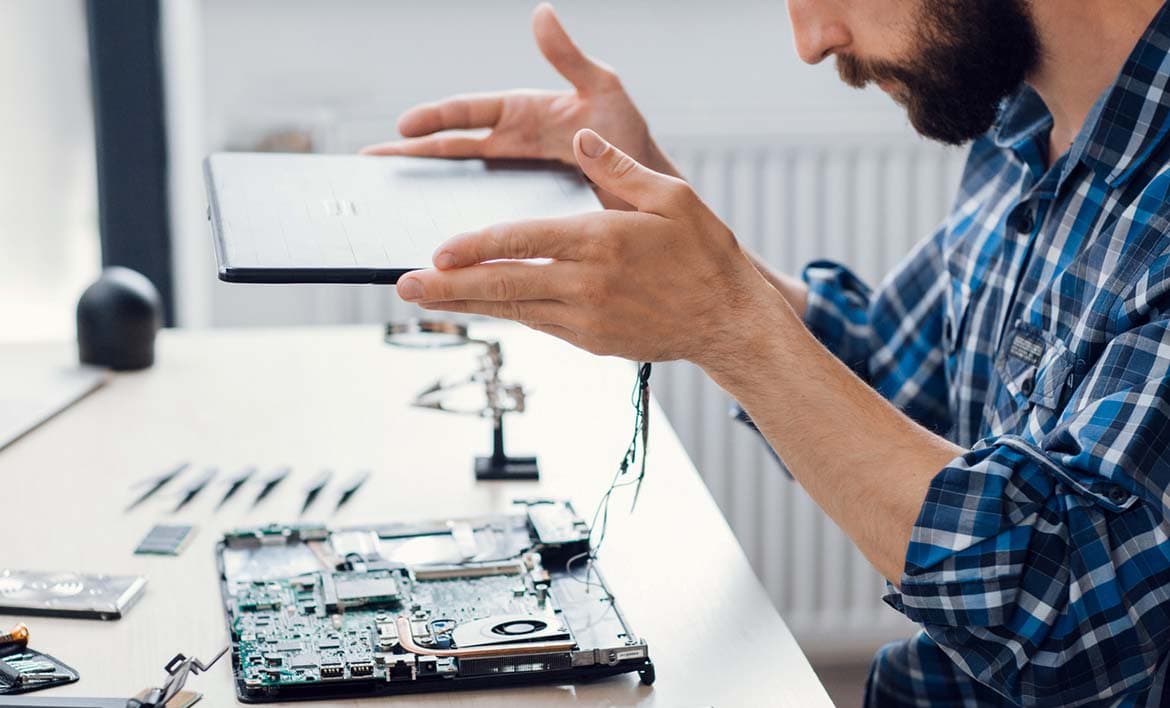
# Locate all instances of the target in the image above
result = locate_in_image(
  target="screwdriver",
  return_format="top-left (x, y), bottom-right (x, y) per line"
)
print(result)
top-left (252, 466), bottom-right (291, 508)
top-left (334, 470), bottom-right (371, 513)
top-left (173, 467), bottom-right (217, 513)
top-left (126, 462), bottom-right (189, 512)
top-left (217, 465), bottom-right (256, 509)
top-left (300, 469), bottom-right (333, 516)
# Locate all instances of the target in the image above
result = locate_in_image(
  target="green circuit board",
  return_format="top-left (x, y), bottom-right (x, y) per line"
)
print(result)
top-left (218, 502), bottom-right (654, 701)
top-left (232, 567), bottom-right (561, 689)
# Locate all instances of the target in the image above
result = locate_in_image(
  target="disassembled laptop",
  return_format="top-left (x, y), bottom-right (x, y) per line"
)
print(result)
top-left (217, 499), bottom-right (653, 701)
top-left (0, 323), bottom-right (655, 705)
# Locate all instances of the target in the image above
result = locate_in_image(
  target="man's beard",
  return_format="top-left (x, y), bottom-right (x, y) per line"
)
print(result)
top-left (836, 0), bottom-right (1040, 145)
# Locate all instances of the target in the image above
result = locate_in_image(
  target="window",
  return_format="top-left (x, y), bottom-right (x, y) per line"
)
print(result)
top-left (0, 1), bottom-right (99, 341)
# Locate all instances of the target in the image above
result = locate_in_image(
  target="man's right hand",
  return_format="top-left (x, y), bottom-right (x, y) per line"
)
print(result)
top-left (360, 3), bottom-right (681, 207)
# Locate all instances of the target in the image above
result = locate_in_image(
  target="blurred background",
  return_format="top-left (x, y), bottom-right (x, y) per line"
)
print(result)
top-left (0, 0), bottom-right (967, 703)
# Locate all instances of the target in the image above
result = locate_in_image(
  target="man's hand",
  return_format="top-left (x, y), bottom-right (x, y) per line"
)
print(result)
top-left (395, 129), bottom-right (778, 366)
top-left (360, 2), bottom-right (681, 207)
top-left (394, 131), bottom-right (956, 586)
top-left (363, 2), bottom-right (809, 307)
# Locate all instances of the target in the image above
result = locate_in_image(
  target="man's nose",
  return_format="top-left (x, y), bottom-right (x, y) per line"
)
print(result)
top-left (787, 0), bottom-right (851, 64)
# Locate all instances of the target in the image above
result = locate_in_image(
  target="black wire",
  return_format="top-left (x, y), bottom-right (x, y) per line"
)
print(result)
top-left (568, 362), bottom-right (652, 591)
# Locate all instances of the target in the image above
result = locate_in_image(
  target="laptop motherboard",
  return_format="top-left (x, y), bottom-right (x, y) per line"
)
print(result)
top-left (217, 500), bottom-right (653, 701)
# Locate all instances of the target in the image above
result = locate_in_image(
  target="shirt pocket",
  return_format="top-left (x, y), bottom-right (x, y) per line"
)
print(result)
top-left (994, 320), bottom-right (1075, 410)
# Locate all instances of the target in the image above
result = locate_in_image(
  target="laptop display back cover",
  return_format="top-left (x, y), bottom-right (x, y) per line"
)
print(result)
top-left (203, 153), bottom-right (601, 284)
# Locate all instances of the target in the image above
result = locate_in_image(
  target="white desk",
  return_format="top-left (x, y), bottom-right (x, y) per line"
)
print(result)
top-left (0, 325), bottom-right (831, 707)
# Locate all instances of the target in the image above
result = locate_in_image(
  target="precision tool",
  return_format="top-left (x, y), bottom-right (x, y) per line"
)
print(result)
top-left (0, 646), bottom-right (225, 706)
top-left (385, 320), bottom-right (538, 481)
top-left (127, 646), bottom-right (228, 708)
top-left (216, 465), bottom-right (256, 509)
top-left (252, 466), bottom-right (290, 508)
top-left (0, 648), bottom-right (78, 694)
top-left (334, 469), bottom-right (371, 513)
top-left (126, 462), bottom-right (189, 512)
top-left (299, 469), bottom-right (333, 515)
top-left (173, 467), bottom-right (217, 513)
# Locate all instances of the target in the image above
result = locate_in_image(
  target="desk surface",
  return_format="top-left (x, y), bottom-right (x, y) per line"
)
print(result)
top-left (0, 325), bottom-right (831, 707)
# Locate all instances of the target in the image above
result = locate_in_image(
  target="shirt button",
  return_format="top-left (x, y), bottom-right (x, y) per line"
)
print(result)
top-left (1011, 208), bottom-right (1035, 233)
top-left (1020, 376), bottom-right (1034, 396)
top-left (1107, 486), bottom-right (1130, 504)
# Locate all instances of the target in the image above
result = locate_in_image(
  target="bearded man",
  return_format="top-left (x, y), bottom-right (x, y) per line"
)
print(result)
top-left (363, 2), bottom-right (1170, 704)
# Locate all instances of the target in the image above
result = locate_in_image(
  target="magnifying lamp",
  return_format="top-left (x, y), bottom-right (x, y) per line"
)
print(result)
top-left (384, 320), bottom-right (471, 349)
top-left (384, 319), bottom-right (539, 481)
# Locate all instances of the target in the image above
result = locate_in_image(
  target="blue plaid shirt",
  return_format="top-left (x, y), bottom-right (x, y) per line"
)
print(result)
top-left (801, 6), bottom-right (1170, 706)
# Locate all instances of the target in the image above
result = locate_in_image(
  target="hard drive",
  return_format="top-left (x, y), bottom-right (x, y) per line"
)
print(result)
top-left (0, 570), bottom-right (147, 621)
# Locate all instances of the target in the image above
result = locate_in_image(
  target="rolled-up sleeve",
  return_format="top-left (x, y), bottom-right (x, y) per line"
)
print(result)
top-left (884, 314), bottom-right (1170, 706)
top-left (803, 260), bottom-right (876, 378)
top-left (799, 227), bottom-right (953, 434)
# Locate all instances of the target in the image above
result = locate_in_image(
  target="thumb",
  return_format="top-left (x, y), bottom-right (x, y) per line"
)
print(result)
top-left (532, 3), bottom-right (614, 94)
top-left (573, 129), bottom-right (683, 214)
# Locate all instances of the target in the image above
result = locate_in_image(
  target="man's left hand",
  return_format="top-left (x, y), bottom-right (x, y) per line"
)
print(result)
top-left (395, 128), bottom-right (780, 366)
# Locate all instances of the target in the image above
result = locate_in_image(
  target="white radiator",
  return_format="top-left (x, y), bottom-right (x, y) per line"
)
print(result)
top-left (656, 135), bottom-right (966, 658)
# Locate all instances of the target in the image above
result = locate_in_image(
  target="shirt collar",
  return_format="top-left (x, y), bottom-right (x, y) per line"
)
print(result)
top-left (993, 3), bottom-right (1170, 189)
top-left (992, 86), bottom-right (1052, 152)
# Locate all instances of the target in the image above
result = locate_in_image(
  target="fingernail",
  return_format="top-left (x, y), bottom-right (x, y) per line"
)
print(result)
top-left (398, 278), bottom-right (423, 301)
top-left (434, 251), bottom-right (457, 269)
top-left (578, 129), bottom-right (607, 158)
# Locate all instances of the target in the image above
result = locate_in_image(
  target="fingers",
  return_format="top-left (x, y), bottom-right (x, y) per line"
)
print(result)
top-left (358, 94), bottom-right (501, 156)
top-left (431, 214), bottom-right (595, 269)
top-left (415, 298), bottom-right (572, 328)
top-left (397, 260), bottom-right (579, 304)
top-left (360, 132), bottom-right (489, 158)
top-left (525, 322), bottom-right (582, 347)
top-left (573, 129), bottom-right (690, 215)
top-left (393, 93), bottom-right (506, 138)
top-left (532, 3), bottom-right (615, 94)
top-left (416, 300), bottom-right (587, 353)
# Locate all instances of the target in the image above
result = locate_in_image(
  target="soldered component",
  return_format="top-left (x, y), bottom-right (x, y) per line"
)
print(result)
top-left (334, 575), bottom-right (400, 608)
top-left (349, 661), bottom-right (374, 677)
top-left (375, 617), bottom-right (398, 651)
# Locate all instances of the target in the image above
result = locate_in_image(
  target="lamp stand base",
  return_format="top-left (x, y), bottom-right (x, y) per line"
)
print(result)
top-left (474, 455), bottom-right (540, 481)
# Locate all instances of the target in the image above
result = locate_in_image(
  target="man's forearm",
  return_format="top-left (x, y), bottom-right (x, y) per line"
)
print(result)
top-left (697, 290), bottom-right (960, 584)
top-left (744, 251), bottom-right (809, 314)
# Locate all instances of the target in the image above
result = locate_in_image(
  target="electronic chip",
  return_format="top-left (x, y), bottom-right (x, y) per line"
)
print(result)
top-left (289, 654), bottom-right (318, 670)
top-left (134, 524), bottom-right (196, 556)
top-left (332, 574), bottom-right (400, 608)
